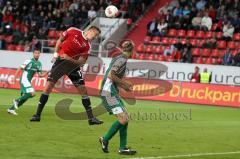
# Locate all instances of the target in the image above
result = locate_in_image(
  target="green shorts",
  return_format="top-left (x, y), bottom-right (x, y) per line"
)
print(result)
top-left (20, 78), bottom-right (34, 94)
top-left (101, 95), bottom-right (126, 115)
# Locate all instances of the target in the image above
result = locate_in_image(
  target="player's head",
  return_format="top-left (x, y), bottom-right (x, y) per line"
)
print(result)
top-left (121, 40), bottom-right (135, 58)
top-left (33, 49), bottom-right (41, 60)
top-left (85, 26), bottom-right (101, 41)
top-left (194, 66), bottom-right (199, 73)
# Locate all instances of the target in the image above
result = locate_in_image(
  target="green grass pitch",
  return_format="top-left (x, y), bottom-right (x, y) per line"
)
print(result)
top-left (0, 88), bottom-right (240, 159)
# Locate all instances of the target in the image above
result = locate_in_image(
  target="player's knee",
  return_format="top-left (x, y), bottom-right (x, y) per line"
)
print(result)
top-left (119, 118), bottom-right (129, 125)
top-left (44, 82), bottom-right (55, 94)
top-left (118, 114), bottom-right (129, 125)
top-left (31, 93), bottom-right (35, 97)
top-left (77, 85), bottom-right (87, 94)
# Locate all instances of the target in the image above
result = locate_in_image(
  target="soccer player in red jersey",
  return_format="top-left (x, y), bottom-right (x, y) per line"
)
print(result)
top-left (30, 26), bottom-right (103, 125)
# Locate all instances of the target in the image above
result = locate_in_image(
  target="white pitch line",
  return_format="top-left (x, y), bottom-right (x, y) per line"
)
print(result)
top-left (128, 151), bottom-right (240, 159)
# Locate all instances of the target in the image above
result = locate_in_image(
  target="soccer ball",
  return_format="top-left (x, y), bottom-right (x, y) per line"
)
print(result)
top-left (105, 5), bottom-right (118, 18)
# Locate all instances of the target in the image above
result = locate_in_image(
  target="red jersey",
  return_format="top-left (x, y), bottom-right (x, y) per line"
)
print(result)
top-left (191, 72), bottom-right (200, 83)
top-left (58, 27), bottom-right (91, 60)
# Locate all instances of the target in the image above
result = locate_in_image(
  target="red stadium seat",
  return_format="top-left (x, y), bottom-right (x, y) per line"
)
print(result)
top-left (167, 29), bottom-right (177, 37)
top-left (15, 45), bottom-right (24, 51)
top-left (165, 55), bottom-right (174, 62)
top-left (137, 43), bottom-right (145, 53)
top-left (195, 31), bottom-right (205, 39)
top-left (205, 31), bottom-right (214, 39)
top-left (144, 36), bottom-right (151, 43)
top-left (138, 54), bottom-right (145, 60)
top-left (202, 48), bottom-right (211, 57)
top-left (233, 33), bottom-right (240, 41)
top-left (169, 38), bottom-right (178, 45)
top-left (217, 40), bottom-right (226, 49)
top-left (216, 32), bottom-right (223, 39)
top-left (6, 44), bottom-right (16, 51)
top-left (145, 45), bottom-right (153, 53)
top-left (194, 57), bottom-right (203, 64)
top-left (154, 45), bottom-right (164, 54)
top-left (227, 41), bottom-right (236, 49)
top-left (186, 30), bottom-right (195, 38)
top-left (211, 49), bottom-right (220, 57)
top-left (4, 35), bottom-right (13, 43)
top-left (158, 55), bottom-right (165, 61)
top-left (181, 38), bottom-right (187, 44)
top-left (192, 48), bottom-right (201, 56)
top-left (217, 58), bottom-right (222, 64)
top-left (205, 58), bottom-right (213, 64)
top-left (178, 29), bottom-right (186, 37)
top-left (212, 58), bottom-right (218, 64)
top-left (48, 29), bottom-right (56, 38)
top-left (131, 53), bottom-right (137, 59)
top-left (151, 36), bottom-right (160, 43)
top-left (161, 37), bottom-right (169, 45)
top-left (232, 49), bottom-right (238, 56)
top-left (189, 39), bottom-right (198, 46)
top-left (159, 45), bottom-right (166, 54)
top-left (148, 54), bottom-right (155, 60)
top-left (218, 50), bottom-right (226, 57)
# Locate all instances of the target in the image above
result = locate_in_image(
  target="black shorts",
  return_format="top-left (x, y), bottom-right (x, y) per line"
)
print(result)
top-left (47, 59), bottom-right (85, 86)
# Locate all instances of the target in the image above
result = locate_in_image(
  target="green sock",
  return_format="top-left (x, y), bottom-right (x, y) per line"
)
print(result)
top-left (104, 120), bottom-right (123, 141)
top-left (119, 123), bottom-right (128, 150)
top-left (10, 93), bottom-right (33, 110)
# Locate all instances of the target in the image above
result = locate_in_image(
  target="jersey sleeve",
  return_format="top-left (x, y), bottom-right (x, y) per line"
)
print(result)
top-left (62, 27), bottom-right (77, 40)
top-left (20, 60), bottom-right (31, 69)
top-left (111, 57), bottom-right (126, 72)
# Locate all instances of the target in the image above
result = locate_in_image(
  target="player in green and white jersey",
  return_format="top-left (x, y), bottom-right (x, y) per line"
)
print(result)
top-left (99, 40), bottom-right (137, 155)
top-left (7, 49), bottom-right (47, 115)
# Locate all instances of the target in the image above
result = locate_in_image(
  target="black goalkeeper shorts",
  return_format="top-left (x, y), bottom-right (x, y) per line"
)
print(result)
top-left (47, 59), bottom-right (85, 86)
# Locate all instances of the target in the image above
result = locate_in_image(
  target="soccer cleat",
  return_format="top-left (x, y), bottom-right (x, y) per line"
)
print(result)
top-left (88, 117), bottom-right (103, 125)
top-left (7, 109), bottom-right (18, 115)
top-left (119, 147), bottom-right (137, 155)
top-left (30, 114), bottom-right (41, 122)
top-left (99, 137), bottom-right (109, 153)
top-left (13, 100), bottom-right (19, 110)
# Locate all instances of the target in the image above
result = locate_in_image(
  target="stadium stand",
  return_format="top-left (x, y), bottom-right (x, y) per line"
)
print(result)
top-left (131, 0), bottom-right (240, 66)
top-left (0, 0), bottom-right (153, 52)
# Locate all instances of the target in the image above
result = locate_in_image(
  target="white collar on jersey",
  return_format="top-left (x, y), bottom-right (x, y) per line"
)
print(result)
top-left (82, 31), bottom-right (88, 41)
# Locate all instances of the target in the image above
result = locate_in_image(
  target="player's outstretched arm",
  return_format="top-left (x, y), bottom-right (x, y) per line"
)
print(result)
top-left (54, 36), bottom-right (64, 53)
top-left (12, 67), bottom-right (22, 84)
top-left (109, 70), bottom-right (133, 92)
top-left (52, 36), bottom-right (64, 62)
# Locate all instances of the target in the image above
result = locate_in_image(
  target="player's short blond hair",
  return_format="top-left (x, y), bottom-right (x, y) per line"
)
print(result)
top-left (121, 40), bottom-right (135, 52)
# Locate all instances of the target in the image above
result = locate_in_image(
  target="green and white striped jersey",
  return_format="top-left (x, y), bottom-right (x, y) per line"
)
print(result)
top-left (101, 54), bottom-right (127, 96)
top-left (20, 58), bottom-right (42, 82)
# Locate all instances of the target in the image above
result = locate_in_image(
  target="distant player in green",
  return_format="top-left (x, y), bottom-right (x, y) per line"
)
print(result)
top-left (7, 49), bottom-right (47, 115)
top-left (99, 40), bottom-right (137, 155)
